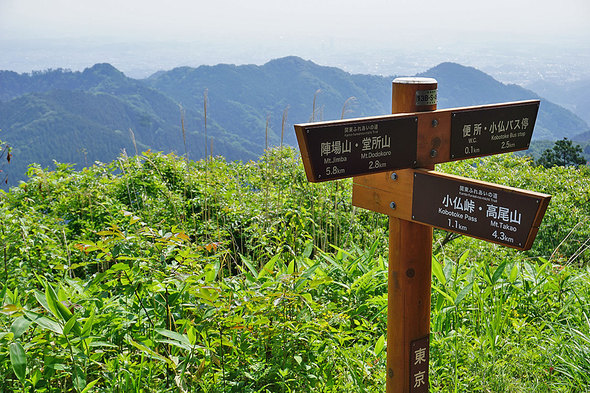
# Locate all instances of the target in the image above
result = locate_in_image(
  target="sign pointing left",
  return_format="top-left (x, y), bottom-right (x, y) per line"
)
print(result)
top-left (295, 114), bottom-right (418, 182)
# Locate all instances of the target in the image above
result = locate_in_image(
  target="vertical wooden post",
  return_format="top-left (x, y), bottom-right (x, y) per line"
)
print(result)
top-left (387, 77), bottom-right (437, 393)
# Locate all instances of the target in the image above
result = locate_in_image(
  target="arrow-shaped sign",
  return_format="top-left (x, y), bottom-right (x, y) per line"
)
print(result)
top-left (295, 100), bottom-right (540, 182)
top-left (352, 169), bottom-right (551, 250)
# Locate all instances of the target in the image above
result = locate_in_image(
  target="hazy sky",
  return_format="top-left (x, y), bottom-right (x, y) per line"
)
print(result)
top-left (2, 0), bottom-right (588, 43)
top-left (0, 0), bottom-right (590, 40)
top-left (1, 0), bottom-right (589, 79)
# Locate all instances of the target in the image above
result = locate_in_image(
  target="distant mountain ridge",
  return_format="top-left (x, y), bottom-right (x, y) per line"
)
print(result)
top-left (0, 57), bottom-right (588, 186)
top-left (526, 78), bottom-right (590, 126)
top-left (0, 63), bottom-right (129, 101)
top-left (418, 62), bottom-right (588, 141)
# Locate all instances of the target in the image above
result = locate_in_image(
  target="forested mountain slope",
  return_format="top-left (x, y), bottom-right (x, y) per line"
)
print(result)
top-left (0, 57), bottom-right (588, 186)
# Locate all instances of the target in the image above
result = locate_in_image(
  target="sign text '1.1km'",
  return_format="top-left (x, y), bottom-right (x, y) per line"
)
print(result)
top-left (411, 171), bottom-right (551, 250)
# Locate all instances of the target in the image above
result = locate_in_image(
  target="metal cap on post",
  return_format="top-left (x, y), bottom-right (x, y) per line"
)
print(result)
top-left (387, 77), bottom-right (437, 393)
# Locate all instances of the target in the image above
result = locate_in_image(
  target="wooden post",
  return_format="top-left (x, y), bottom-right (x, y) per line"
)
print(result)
top-left (294, 76), bottom-right (548, 392)
top-left (387, 77), bottom-right (437, 393)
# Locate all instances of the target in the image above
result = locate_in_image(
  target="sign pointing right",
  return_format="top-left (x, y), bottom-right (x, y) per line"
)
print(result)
top-left (411, 170), bottom-right (550, 250)
top-left (450, 100), bottom-right (539, 160)
top-left (353, 168), bottom-right (551, 251)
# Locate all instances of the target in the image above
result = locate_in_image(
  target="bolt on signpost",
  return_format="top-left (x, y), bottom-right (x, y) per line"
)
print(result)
top-left (294, 78), bottom-right (551, 393)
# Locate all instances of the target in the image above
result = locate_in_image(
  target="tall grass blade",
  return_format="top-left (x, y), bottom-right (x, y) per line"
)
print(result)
top-left (179, 105), bottom-right (188, 161)
top-left (281, 106), bottom-right (289, 149)
top-left (310, 89), bottom-right (321, 122)
top-left (203, 89), bottom-right (208, 159)
top-left (128, 128), bottom-right (139, 156)
top-left (341, 96), bottom-right (356, 119)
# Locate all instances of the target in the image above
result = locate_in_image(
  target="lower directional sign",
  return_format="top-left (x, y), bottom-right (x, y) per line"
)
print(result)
top-left (411, 171), bottom-right (551, 249)
top-left (352, 169), bottom-right (551, 250)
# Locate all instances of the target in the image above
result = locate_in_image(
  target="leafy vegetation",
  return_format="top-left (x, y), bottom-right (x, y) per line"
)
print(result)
top-left (0, 149), bottom-right (589, 392)
top-left (536, 138), bottom-right (588, 168)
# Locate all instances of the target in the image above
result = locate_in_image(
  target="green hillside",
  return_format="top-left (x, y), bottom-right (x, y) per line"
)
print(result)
top-left (527, 78), bottom-right (590, 125)
top-left (0, 64), bottom-right (261, 185)
top-left (0, 58), bottom-right (588, 187)
top-left (524, 139), bottom-right (590, 164)
top-left (0, 149), bottom-right (588, 391)
top-left (144, 56), bottom-right (392, 148)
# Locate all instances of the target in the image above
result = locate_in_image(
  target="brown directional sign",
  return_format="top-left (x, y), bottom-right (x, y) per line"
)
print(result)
top-left (450, 100), bottom-right (539, 160)
top-left (299, 82), bottom-right (550, 393)
top-left (411, 171), bottom-right (550, 249)
top-left (295, 114), bottom-right (418, 182)
top-left (295, 100), bottom-right (540, 182)
top-left (352, 169), bottom-right (551, 250)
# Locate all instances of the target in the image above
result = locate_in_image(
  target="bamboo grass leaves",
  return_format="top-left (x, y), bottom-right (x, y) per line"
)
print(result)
top-left (0, 150), bottom-right (588, 391)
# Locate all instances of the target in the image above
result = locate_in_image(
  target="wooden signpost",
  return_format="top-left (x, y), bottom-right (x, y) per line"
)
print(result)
top-left (295, 100), bottom-right (540, 183)
top-left (294, 77), bottom-right (551, 393)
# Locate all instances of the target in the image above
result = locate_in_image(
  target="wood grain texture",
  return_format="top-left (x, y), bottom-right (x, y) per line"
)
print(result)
top-left (386, 78), bottom-right (436, 393)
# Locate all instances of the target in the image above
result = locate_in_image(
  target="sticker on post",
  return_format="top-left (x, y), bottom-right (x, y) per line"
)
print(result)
top-left (415, 89), bottom-right (437, 106)
top-left (410, 336), bottom-right (429, 393)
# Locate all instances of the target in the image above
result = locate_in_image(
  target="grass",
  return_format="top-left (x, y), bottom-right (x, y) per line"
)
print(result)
top-left (0, 147), bottom-right (588, 392)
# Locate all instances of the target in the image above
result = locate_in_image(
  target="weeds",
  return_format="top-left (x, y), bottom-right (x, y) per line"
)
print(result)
top-left (0, 151), bottom-right (588, 391)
